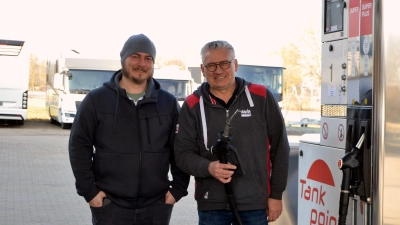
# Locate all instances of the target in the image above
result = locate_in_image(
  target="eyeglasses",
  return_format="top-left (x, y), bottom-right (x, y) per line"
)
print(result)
top-left (203, 59), bottom-right (235, 72)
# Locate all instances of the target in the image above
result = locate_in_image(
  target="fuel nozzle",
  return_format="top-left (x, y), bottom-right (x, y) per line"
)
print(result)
top-left (337, 133), bottom-right (365, 225)
top-left (211, 109), bottom-right (244, 176)
top-left (338, 133), bottom-right (365, 170)
top-left (211, 109), bottom-right (241, 152)
top-left (210, 109), bottom-right (244, 225)
top-left (222, 109), bottom-right (241, 139)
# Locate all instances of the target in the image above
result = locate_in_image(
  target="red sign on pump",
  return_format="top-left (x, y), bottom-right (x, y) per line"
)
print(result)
top-left (360, 0), bottom-right (373, 36)
top-left (349, 0), bottom-right (361, 38)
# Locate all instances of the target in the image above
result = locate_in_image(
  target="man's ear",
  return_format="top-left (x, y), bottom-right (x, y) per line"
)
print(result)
top-left (234, 59), bottom-right (239, 72)
top-left (200, 64), bottom-right (205, 76)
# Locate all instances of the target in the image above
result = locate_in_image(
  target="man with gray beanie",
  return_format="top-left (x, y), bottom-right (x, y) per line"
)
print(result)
top-left (69, 33), bottom-right (190, 225)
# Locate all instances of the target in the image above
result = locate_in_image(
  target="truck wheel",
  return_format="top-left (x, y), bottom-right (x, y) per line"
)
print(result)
top-left (61, 123), bottom-right (71, 129)
top-left (50, 117), bottom-right (57, 124)
top-left (49, 108), bottom-right (57, 124)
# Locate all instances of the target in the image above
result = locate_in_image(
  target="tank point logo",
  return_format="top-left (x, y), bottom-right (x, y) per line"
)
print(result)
top-left (300, 159), bottom-right (337, 225)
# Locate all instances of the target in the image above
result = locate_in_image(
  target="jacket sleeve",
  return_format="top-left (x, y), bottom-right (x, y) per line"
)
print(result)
top-left (68, 93), bottom-right (100, 202)
top-left (174, 101), bottom-right (212, 179)
top-left (265, 88), bottom-right (290, 200)
top-left (169, 100), bottom-right (190, 202)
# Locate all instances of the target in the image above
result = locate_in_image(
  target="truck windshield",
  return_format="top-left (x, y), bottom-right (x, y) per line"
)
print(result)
top-left (236, 65), bottom-right (283, 102)
top-left (156, 79), bottom-right (191, 101)
top-left (68, 69), bottom-right (115, 94)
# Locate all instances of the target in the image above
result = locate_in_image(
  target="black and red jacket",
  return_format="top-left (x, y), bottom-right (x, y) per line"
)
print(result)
top-left (174, 77), bottom-right (289, 211)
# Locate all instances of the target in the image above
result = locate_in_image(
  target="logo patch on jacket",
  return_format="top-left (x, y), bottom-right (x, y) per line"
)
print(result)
top-left (241, 109), bottom-right (251, 117)
top-left (175, 124), bottom-right (179, 133)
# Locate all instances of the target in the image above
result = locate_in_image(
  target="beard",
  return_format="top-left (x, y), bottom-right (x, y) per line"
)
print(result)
top-left (122, 64), bottom-right (153, 85)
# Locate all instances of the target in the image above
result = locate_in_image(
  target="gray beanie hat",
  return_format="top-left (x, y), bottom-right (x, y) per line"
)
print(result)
top-left (120, 34), bottom-right (156, 64)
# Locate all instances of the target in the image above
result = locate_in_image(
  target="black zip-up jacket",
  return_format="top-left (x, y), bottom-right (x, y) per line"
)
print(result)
top-left (69, 70), bottom-right (190, 209)
top-left (174, 77), bottom-right (289, 211)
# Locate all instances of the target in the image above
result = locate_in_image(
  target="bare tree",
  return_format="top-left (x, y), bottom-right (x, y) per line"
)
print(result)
top-left (298, 24), bottom-right (322, 82)
top-left (281, 43), bottom-right (304, 110)
top-left (29, 55), bottom-right (47, 91)
top-left (156, 56), bottom-right (186, 70)
top-left (281, 24), bottom-right (321, 111)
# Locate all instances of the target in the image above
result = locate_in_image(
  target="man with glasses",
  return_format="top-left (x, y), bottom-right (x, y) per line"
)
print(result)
top-left (174, 40), bottom-right (289, 224)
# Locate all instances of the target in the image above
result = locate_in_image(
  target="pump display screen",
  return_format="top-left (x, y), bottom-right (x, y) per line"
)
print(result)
top-left (324, 0), bottom-right (344, 34)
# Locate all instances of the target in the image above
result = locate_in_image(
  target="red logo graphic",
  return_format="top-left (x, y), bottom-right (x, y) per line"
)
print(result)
top-left (307, 159), bottom-right (335, 186)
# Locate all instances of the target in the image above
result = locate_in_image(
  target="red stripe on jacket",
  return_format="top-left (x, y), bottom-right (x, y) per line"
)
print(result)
top-left (186, 94), bottom-right (199, 109)
top-left (248, 84), bottom-right (267, 98)
top-left (267, 137), bottom-right (271, 197)
top-left (209, 95), bottom-right (217, 105)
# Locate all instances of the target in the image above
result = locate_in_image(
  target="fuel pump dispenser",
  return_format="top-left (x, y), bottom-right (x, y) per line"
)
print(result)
top-left (298, 0), bottom-right (375, 224)
top-left (299, 0), bottom-right (400, 224)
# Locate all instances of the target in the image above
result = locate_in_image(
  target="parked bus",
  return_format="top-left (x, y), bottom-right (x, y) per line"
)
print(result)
top-left (0, 39), bottom-right (29, 125)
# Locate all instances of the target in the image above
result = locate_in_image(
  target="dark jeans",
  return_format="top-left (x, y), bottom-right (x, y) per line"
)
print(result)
top-left (91, 198), bottom-right (173, 225)
top-left (198, 209), bottom-right (268, 225)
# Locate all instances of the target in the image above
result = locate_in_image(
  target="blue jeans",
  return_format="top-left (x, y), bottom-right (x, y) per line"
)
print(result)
top-left (198, 209), bottom-right (268, 225)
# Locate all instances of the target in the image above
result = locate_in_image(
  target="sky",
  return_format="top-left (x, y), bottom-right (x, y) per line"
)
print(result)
top-left (1, 0), bottom-right (321, 65)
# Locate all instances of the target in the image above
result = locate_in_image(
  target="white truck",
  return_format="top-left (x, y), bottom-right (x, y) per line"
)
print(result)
top-left (153, 67), bottom-right (198, 106)
top-left (46, 57), bottom-right (120, 129)
top-left (0, 39), bottom-right (29, 125)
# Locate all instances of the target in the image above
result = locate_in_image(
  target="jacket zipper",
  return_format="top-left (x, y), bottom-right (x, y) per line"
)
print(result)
top-left (136, 105), bottom-right (142, 205)
top-left (146, 118), bottom-right (151, 151)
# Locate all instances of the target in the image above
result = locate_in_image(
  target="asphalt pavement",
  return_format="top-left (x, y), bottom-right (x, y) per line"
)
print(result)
top-left (0, 121), bottom-right (198, 225)
top-left (0, 92), bottom-right (319, 224)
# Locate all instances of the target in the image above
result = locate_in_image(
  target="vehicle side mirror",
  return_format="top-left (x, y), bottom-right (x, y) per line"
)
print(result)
top-left (65, 71), bottom-right (72, 80)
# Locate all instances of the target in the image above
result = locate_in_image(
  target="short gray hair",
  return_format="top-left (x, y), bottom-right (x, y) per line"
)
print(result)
top-left (200, 40), bottom-right (235, 62)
